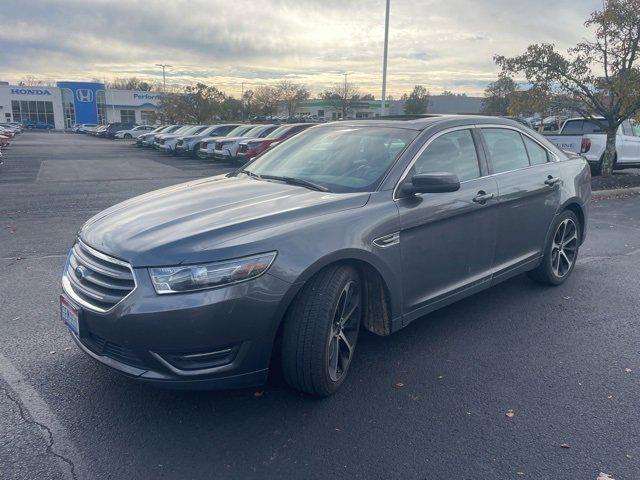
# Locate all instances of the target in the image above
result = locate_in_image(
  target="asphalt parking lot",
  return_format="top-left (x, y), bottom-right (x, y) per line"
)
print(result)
top-left (1, 132), bottom-right (639, 480)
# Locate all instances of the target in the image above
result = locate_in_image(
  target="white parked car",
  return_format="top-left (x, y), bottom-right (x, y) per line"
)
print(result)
top-left (114, 125), bottom-right (157, 139)
top-left (154, 125), bottom-right (207, 153)
top-left (211, 124), bottom-right (278, 161)
top-left (546, 117), bottom-right (640, 172)
top-left (197, 125), bottom-right (258, 159)
top-left (174, 124), bottom-right (242, 156)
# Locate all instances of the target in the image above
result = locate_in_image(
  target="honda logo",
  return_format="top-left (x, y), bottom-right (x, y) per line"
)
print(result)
top-left (75, 89), bottom-right (94, 103)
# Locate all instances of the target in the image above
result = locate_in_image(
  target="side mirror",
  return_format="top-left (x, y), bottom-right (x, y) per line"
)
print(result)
top-left (401, 172), bottom-right (461, 196)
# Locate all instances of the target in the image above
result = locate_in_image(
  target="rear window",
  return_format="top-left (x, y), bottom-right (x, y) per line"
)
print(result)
top-left (562, 120), bottom-right (606, 135)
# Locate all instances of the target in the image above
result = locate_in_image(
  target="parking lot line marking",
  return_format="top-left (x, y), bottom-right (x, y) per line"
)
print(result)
top-left (0, 352), bottom-right (88, 480)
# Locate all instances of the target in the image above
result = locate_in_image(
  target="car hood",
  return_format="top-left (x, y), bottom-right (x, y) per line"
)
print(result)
top-left (79, 176), bottom-right (369, 267)
top-left (180, 134), bottom-right (207, 141)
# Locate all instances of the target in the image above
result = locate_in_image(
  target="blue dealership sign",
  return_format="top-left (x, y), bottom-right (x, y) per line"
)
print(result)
top-left (57, 82), bottom-right (105, 124)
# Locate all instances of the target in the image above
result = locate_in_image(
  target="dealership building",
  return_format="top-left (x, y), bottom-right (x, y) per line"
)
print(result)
top-left (0, 81), bottom-right (161, 129)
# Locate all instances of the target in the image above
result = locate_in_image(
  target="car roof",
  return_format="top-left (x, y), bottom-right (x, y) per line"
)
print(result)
top-left (331, 115), bottom-right (524, 131)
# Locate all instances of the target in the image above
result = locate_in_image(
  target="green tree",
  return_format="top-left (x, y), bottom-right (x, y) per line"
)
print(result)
top-left (402, 85), bottom-right (430, 114)
top-left (481, 75), bottom-right (518, 115)
top-left (495, 0), bottom-right (640, 175)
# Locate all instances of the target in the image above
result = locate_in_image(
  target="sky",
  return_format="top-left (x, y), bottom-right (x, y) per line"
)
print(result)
top-left (1, 0), bottom-right (602, 98)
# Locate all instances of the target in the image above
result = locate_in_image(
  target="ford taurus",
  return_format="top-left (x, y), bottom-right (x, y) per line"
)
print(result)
top-left (60, 116), bottom-right (591, 396)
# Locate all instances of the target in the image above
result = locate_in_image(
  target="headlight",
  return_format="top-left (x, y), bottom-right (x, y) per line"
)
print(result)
top-left (149, 252), bottom-right (277, 294)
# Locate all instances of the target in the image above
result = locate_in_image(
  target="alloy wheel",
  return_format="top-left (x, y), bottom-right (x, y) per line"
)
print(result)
top-left (551, 218), bottom-right (578, 278)
top-left (327, 281), bottom-right (361, 382)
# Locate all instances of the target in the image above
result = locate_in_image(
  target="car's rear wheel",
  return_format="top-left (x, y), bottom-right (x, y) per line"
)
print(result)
top-left (196, 150), bottom-right (208, 160)
top-left (528, 210), bottom-right (581, 285)
top-left (281, 265), bottom-right (362, 396)
top-left (124, 133), bottom-right (132, 139)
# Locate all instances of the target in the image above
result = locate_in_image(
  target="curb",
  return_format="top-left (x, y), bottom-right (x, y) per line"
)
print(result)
top-left (592, 186), bottom-right (640, 199)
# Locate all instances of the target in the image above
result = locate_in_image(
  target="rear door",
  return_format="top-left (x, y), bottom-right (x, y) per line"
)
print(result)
top-left (479, 127), bottom-right (561, 281)
top-left (620, 121), bottom-right (640, 164)
top-left (396, 127), bottom-right (499, 315)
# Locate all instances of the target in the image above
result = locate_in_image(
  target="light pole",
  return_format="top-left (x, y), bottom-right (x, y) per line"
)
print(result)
top-left (343, 72), bottom-right (348, 120)
top-left (155, 64), bottom-right (172, 94)
top-left (241, 81), bottom-right (245, 121)
top-left (380, 0), bottom-right (391, 117)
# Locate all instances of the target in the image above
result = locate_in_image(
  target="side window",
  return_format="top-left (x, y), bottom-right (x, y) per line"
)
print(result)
top-left (522, 135), bottom-right (549, 165)
top-left (412, 129), bottom-right (481, 182)
top-left (561, 120), bottom-right (583, 135)
top-left (482, 128), bottom-right (530, 174)
top-left (622, 121), bottom-right (635, 136)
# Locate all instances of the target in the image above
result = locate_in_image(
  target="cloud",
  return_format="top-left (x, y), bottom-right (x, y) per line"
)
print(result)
top-left (0, 0), bottom-right (602, 96)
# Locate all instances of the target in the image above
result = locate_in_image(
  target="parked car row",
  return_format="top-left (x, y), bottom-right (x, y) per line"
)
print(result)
top-left (131, 122), bottom-right (318, 163)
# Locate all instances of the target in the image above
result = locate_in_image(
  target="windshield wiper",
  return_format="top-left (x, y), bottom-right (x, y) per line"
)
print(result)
top-left (260, 175), bottom-right (329, 192)
top-left (234, 169), bottom-right (262, 180)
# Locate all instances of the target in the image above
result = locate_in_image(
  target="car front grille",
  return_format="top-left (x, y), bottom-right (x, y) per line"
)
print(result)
top-left (214, 141), bottom-right (224, 150)
top-left (63, 241), bottom-right (136, 312)
top-left (176, 140), bottom-right (183, 147)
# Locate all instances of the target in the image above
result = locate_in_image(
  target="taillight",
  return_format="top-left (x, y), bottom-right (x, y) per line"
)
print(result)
top-left (581, 137), bottom-right (591, 153)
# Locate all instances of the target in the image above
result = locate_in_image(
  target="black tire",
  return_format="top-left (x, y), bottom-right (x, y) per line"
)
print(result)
top-left (528, 210), bottom-right (581, 286)
top-left (281, 265), bottom-right (362, 396)
top-left (124, 133), bottom-right (132, 139)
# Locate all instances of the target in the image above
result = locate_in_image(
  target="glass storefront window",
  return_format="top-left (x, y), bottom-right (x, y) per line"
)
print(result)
top-left (120, 109), bottom-right (136, 123)
top-left (96, 90), bottom-right (107, 125)
top-left (62, 88), bottom-right (76, 128)
top-left (12, 100), bottom-right (55, 126)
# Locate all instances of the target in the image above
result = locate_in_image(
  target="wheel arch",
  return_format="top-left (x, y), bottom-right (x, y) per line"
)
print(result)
top-left (273, 249), bottom-right (400, 341)
top-left (561, 199), bottom-right (586, 245)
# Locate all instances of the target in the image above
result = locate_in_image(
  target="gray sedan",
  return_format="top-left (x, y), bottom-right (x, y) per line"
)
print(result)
top-left (60, 116), bottom-right (591, 396)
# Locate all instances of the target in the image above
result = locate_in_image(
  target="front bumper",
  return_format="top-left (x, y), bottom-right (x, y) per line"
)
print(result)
top-left (213, 149), bottom-right (233, 160)
top-left (63, 268), bottom-right (292, 390)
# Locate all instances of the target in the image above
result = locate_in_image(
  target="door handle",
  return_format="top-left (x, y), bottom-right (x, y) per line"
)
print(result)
top-left (472, 191), bottom-right (495, 204)
top-left (545, 176), bottom-right (561, 186)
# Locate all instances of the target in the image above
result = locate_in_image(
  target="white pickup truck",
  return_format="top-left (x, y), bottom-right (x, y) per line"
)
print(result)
top-left (546, 117), bottom-right (640, 171)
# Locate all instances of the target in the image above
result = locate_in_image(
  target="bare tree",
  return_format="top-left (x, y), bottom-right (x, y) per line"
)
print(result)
top-left (108, 77), bottom-right (157, 91)
top-left (276, 80), bottom-right (310, 118)
top-left (496, 0), bottom-right (640, 175)
top-left (254, 86), bottom-right (282, 118)
top-left (18, 75), bottom-right (55, 87)
top-left (321, 81), bottom-right (360, 119)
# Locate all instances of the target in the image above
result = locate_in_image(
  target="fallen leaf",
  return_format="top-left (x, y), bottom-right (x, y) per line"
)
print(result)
top-left (505, 409), bottom-right (515, 418)
top-left (64, 347), bottom-right (72, 351)
top-left (253, 391), bottom-right (264, 397)
top-left (437, 375), bottom-right (444, 380)
top-left (607, 395), bottom-right (613, 399)
top-left (49, 351), bottom-right (56, 355)
top-left (394, 382), bottom-right (405, 388)
top-left (624, 368), bottom-right (632, 373)
top-left (597, 473), bottom-right (615, 480)
top-left (516, 472), bottom-right (525, 476)
top-left (560, 443), bottom-right (571, 449)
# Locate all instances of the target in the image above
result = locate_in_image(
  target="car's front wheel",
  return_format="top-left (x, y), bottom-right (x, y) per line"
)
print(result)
top-left (528, 210), bottom-right (581, 285)
top-left (124, 133), bottom-right (132, 139)
top-left (281, 265), bottom-right (362, 396)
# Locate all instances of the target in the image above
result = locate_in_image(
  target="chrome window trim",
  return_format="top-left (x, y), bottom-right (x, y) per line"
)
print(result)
top-left (477, 124), bottom-right (560, 164)
top-left (392, 125), bottom-right (481, 200)
top-left (62, 239), bottom-right (137, 314)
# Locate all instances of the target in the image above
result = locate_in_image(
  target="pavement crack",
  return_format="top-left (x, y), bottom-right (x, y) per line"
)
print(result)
top-left (0, 384), bottom-right (78, 480)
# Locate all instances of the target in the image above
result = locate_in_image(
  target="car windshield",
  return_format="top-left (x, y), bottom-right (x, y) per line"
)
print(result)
top-left (181, 126), bottom-right (206, 135)
top-left (243, 126), bottom-right (419, 193)
top-left (268, 125), bottom-right (296, 138)
top-left (227, 125), bottom-right (255, 137)
top-left (201, 125), bottom-right (222, 136)
top-left (171, 126), bottom-right (192, 135)
top-left (244, 125), bottom-right (276, 138)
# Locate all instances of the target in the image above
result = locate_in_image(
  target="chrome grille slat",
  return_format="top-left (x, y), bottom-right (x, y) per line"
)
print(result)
top-left (72, 243), bottom-right (132, 281)
top-left (63, 241), bottom-right (136, 312)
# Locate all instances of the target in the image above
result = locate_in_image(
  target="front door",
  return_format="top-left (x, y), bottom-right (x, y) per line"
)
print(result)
top-left (396, 128), bottom-right (499, 316)
top-left (479, 127), bottom-right (561, 278)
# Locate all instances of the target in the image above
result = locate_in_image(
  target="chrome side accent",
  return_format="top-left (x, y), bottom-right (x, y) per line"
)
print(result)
top-left (373, 232), bottom-right (400, 248)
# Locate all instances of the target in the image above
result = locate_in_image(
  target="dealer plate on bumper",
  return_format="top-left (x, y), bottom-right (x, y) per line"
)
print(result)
top-left (60, 295), bottom-right (80, 336)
